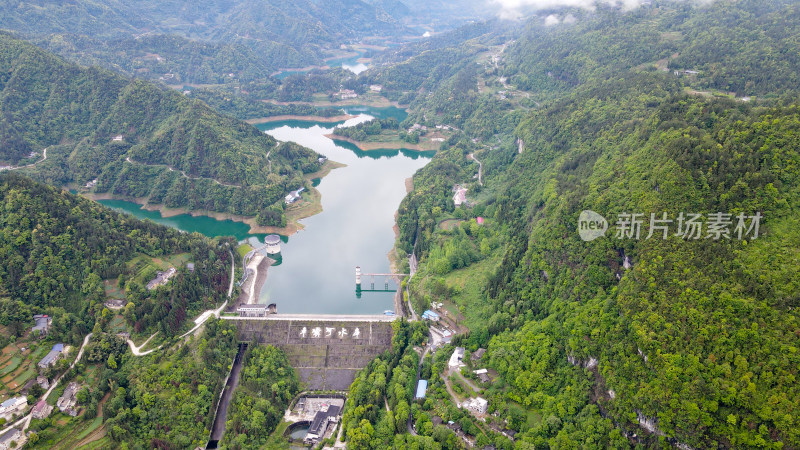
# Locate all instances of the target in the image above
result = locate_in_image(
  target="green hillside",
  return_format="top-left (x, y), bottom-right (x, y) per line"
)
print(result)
top-left (341, 1), bottom-right (800, 448)
top-left (0, 34), bottom-right (321, 219)
top-left (0, 172), bottom-right (232, 340)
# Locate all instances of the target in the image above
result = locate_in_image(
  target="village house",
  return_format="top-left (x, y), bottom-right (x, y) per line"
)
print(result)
top-left (38, 343), bottom-right (65, 369)
top-left (32, 314), bottom-right (51, 336)
top-left (36, 376), bottom-right (49, 389)
top-left (453, 186), bottom-right (467, 206)
top-left (285, 187), bottom-right (304, 204)
top-left (474, 368), bottom-right (490, 384)
top-left (462, 397), bottom-right (489, 414)
top-left (338, 89), bottom-right (358, 99)
top-left (0, 397), bottom-right (27, 420)
top-left (146, 267), bottom-right (177, 290)
top-left (0, 428), bottom-right (22, 450)
top-left (31, 399), bottom-right (53, 419)
top-left (449, 347), bottom-right (466, 369)
top-left (57, 382), bottom-right (81, 416)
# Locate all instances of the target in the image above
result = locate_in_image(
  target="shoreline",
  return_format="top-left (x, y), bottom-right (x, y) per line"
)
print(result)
top-left (260, 97), bottom-right (408, 110)
top-left (246, 114), bottom-right (356, 124)
top-left (389, 176), bottom-right (415, 316)
top-left (237, 254), bottom-right (272, 307)
top-left (324, 134), bottom-right (439, 152)
top-left (82, 160), bottom-right (346, 236)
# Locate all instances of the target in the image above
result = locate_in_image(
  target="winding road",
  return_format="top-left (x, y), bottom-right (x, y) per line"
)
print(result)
top-left (0, 333), bottom-right (92, 436)
top-left (467, 153), bottom-right (483, 186)
top-left (124, 156), bottom-right (240, 187)
top-left (1, 148), bottom-right (47, 171)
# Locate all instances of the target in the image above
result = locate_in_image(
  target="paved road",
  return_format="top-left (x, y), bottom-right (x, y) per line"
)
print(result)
top-left (468, 153), bottom-right (483, 186)
top-left (0, 332), bottom-right (92, 436)
top-left (221, 313), bottom-right (397, 322)
top-left (125, 156), bottom-right (240, 187)
top-left (1, 148), bottom-right (47, 171)
top-left (127, 332), bottom-right (161, 355)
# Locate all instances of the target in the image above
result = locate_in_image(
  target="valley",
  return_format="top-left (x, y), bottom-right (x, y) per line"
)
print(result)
top-left (2, 0), bottom-right (800, 449)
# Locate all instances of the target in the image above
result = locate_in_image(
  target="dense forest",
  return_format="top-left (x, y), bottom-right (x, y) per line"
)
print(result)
top-left (0, 172), bottom-right (231, 340)
top-left (103, 319), bottom-right (239, 448)
top-left (0, 34), bottom-right (322, 219)
top-left (3, 0), bottom-right (800, 448)
top-left (0, 0), bottom-right (408, 77)
top-left (370, 1), bottom-right (800, 449)
top-left (222, 345), bottom-right (301, 449)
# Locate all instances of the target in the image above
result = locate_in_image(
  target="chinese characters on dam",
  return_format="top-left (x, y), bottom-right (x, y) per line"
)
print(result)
top-left (298, 326), bottom-right (362, 339)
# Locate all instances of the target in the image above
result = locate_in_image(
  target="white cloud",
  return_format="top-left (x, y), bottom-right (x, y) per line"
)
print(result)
top-left (491, 0), bottom-right (712, 19)
top-left (544, 14), bottom-right (561, 25)
top-left (563, 13), bottom-right (577, 23)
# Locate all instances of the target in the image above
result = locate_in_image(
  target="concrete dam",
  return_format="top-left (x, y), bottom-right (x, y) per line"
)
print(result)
top-left (234, 318), bottom-right (394, 390)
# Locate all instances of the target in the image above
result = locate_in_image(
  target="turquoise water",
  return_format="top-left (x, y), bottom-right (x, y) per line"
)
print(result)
top-left (97, 199), bottom-right (261, 241)
top-left (100, 106), bottom-right (431, 315)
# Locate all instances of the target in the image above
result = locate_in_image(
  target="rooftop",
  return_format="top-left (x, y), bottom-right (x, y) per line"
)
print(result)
top-left (0, 428), bottom-right (20, 447)
top-left (415, 379), bottom-right (428, 399)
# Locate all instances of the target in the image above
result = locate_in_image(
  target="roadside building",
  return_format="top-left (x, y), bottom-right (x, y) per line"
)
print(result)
top-left (0, 428), bottom-right (22, 450)
top-left (0, 397), bottom-right (27, 420)
top-left (463, 397), bottom-right (488, 414)
top-left (305, 405), bottom-right (341, 445)
top-left (31, 400), bottom-right (53, 419)
top-left (38, 343), bottom-right (65, 369)
top-left (422, 310), bottom-right (440, 321)
top-left (415, 380), bottom-right (428, 399)
top-left (237, 304), bottom-right (269, 317)
top-left (57, 382), bottom-right (81, 416)
top-left (449, 347), bottom-right (465, 369)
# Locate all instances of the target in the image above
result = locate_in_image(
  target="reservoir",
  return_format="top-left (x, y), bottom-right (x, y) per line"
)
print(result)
top-left (100, 106), bottom-right (432, 315)
top-left (273, 51), bottom-right (369, 79)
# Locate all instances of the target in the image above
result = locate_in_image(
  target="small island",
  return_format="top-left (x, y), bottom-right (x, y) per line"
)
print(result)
top-left (325, 117), bottom-right (450, 152)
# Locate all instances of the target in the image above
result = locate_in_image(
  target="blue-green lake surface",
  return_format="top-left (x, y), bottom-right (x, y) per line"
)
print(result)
top-left (100, 106), bottom-right (432, 315)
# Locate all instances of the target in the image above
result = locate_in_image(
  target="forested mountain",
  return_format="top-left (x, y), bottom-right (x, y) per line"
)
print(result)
top-left (0, 34), bottom-right (321, 219)
top-left (344, 0), bottom-right (800, 448)
top-left (0, 172), bottom-right (232, 341)
top-left (0, 0), bottom-right (408, 85)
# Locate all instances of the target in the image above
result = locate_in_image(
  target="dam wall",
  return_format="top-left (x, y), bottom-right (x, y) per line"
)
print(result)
top-left (234, 319), bottom-right (394, 390)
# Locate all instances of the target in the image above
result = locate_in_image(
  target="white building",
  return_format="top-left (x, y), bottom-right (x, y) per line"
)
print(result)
top-left (264, 235), bottom-right (281, 255)
top-left (0, 397), bottom-right (27, 420)
top-left (453, 187), bottom-right (467, 206)
top-left (448, 347), bottom-right (465, 369)
top-left (463, 397), bottom-right (488, 414)
top-left (237, 304), bottom-right (270, 317)
top-left (0, 428), bottom-right (22, 450)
